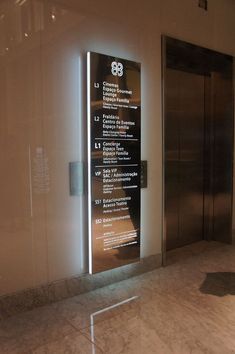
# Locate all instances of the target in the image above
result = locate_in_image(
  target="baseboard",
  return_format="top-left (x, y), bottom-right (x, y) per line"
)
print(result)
top-left (0, 253), bottom-right (162, 320)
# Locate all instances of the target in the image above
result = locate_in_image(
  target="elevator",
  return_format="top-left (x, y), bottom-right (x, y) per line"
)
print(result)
top-left (163, 37), bottom-right (234, 252)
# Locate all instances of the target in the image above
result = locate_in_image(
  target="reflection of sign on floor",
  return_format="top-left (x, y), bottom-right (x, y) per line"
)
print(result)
top-left (33, 147), bottom-right (50, 194)
top-left (90, 296), bottom-right (138, 350)
top-left (87, 52), bottom-right (141, 274)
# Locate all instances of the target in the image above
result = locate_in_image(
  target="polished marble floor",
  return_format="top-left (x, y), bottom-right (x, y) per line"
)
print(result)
top-left (1, 241), bottom-right (235, 353)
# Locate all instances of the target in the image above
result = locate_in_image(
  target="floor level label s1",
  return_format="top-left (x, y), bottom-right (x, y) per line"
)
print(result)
top-left (87, 52), bottom-right (141, 274)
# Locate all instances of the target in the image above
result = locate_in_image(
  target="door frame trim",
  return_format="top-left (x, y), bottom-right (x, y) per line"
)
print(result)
top-left (161, 35), bottom-right (167, 266)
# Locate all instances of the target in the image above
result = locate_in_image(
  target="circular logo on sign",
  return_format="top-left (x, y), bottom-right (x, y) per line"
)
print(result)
top-left (111, 61), bottom-right (124, 77)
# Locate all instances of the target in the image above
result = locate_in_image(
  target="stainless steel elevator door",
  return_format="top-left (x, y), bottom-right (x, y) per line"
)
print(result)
top-left (165, 69), bottom-right (205, 250)
top-left (210, 72), bottom-right (234, 243)
top-left (163, 36), bottom-right (234, 253)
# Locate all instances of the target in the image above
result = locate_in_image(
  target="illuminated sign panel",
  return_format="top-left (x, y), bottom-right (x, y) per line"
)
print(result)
top-left (87, 52), bottom-right (141, 274)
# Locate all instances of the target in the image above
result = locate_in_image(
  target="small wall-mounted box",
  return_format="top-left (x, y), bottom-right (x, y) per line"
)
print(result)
top-left (141, 160), bottom-right (148, 188)
top-left (69, 161), bottom-right (84, 196)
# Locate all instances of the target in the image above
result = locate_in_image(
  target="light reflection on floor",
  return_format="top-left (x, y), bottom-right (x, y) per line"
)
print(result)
top-left (1, 241), bottom-right (235, 353)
